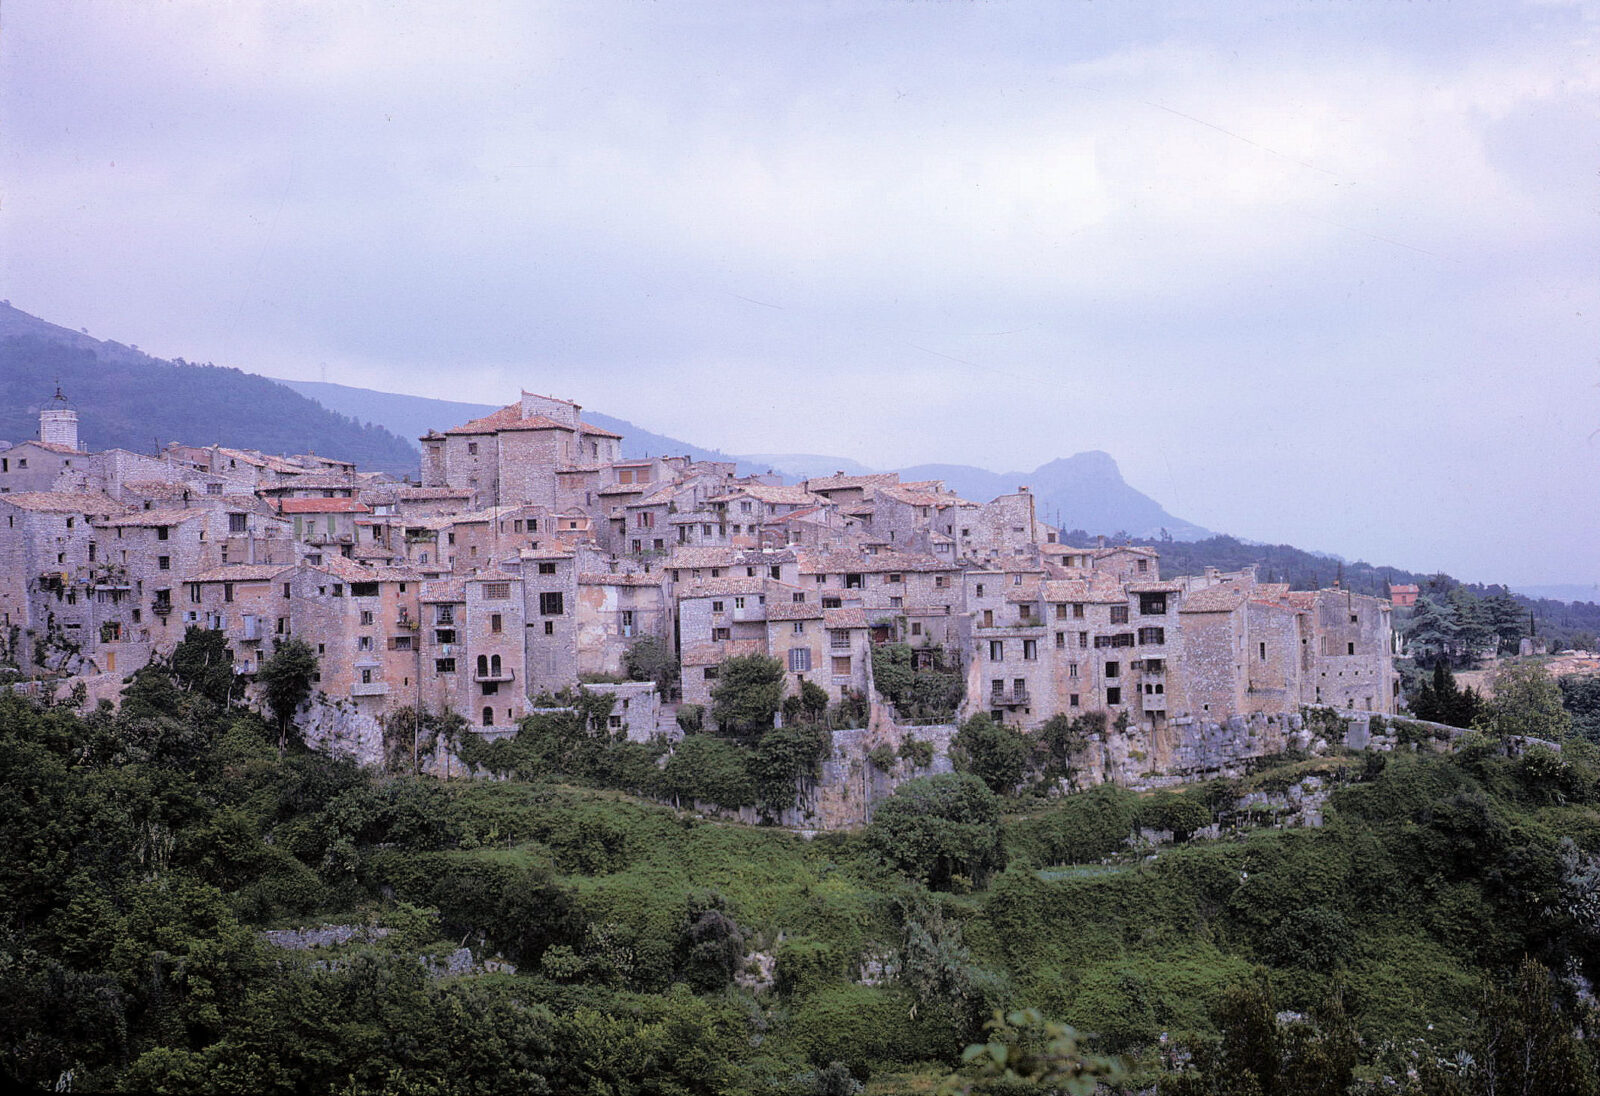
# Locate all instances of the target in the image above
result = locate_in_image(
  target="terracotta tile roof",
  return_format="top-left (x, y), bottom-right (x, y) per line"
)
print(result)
top-left (767, 598), bottom-right (824, 621)
top-left (1041, 575), bottom-right (1129, 603)
top-left (519, 547), bottom-right (576, 561)
top-left (257, 475), bottom-right (364, 492)
top-left (682, 639), bottom-right (765, 666)
top-left (795, 548), bottom-right (954, 574)
top-left (421, 578), bottom-right (467, 602)
top-left (679, 576), bottom-right (771, 598)
top-left (16, 440), bottom-right (85, 455)
top-left (1094, 544), bottom-right (1160, 558)
top-left (822, 607), bottom-right (871, 629)
top-left (578, 422), bottom-right (623, 439)
top-left (1179, 586), bottom-right (1249, 613)
top-left (308, 555), bottom-right (421, 583)
top-left (190, 564), bottom-right (293, 583)
top-left (578, 572), bottom-right (663, 587)
top-left (666, 546), bottom-right (747, 568)
top-left (399, 486), bottom-right (474, 500)
top-left (120, 480), bottom-right (196, 499)
top-left (707, 484), bottom-right (822, 506)
top-left (802, 473), bottom-right (901, 491)
top-left (597, 482), bottom-right (647, 496)
top-left (1125, 581), bottom-right (1183, 594)
top-left (276, 498), bottom-right (372, 514)
top-left (1, 491), bottom-right (124, 514)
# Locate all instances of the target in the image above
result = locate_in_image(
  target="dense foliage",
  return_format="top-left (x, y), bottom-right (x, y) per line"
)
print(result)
top-left (4, 656), bottom-right (1599, 1093)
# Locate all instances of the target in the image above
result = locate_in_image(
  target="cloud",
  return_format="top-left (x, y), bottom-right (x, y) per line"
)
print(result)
top-left (2, 0), bottom-right (1595, 584)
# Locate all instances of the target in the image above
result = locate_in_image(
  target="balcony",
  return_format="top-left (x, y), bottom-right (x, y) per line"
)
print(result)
top-left (730, 604), bottom-right (765, 623)
top-left (473, 667), bottom-right (516, 684)
top-left (151, 601), bottom-right (173, 618)
top-left (988, 688), bottom-right (1030, 706)
top-left (350, 680), bottom-right (390, 697)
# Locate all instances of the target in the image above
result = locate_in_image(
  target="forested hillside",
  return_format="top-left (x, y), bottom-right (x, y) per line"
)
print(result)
top-left (4, 635), bottom-right (1597, 1094)
top-left (0, 304), bottom-right (419, 472)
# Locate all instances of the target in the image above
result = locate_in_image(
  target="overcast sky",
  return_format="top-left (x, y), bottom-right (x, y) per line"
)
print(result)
top-left (3, 1), bottom-right (1597, 586)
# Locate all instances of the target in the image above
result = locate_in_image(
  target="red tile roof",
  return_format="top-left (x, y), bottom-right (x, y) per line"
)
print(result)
top-left (276, 498), bottom-right (372, 514)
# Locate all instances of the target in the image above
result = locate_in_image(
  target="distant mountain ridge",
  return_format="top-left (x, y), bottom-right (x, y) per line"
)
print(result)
top-left (278, 378), bottom-right (1209, 540)
top-left (274, 378), bottom-right (773, 477)
top-left (0, 303), bottom-right (419, 471)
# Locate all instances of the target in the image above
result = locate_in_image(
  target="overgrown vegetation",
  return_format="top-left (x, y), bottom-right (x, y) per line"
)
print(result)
top-left (3, 653), bottom-right (1598, 1092)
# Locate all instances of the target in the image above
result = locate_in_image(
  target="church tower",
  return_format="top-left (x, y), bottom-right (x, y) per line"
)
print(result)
top-left (39, 383), bottom-right (79, 450)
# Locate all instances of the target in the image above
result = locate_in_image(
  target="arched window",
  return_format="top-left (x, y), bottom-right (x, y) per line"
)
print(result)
top-left (490, 653), bottom-right (502, 675)
top-left (482, 707), bottom-right (494, 726)
top-left (476, 654), bottom-right (488, 675)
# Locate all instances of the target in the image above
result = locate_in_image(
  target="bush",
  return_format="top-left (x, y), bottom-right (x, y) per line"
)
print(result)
top-left (952, 714), bottom-right (1029, 795)
top-left (867, 773), bottom-right (1005, 890)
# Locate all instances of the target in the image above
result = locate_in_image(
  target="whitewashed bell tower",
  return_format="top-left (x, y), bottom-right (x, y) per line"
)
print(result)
top-left (39, 383), bottom-right (79, 450)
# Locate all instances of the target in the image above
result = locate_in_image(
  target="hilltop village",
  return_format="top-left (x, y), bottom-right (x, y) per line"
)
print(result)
top-left (1, 388), bottom-right (1398, 795)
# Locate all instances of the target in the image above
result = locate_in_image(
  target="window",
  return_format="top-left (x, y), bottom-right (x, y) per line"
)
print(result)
top-left (1136, 559), bottom-right (1149, 573)
top-left (711, 600), bottom-right (724, 613)
top-left (1070, 693), bottom-right (1080, 707)
top-left (467, 442), bottom-right (479, 455)
top-left (1056, 631), bottom-right (1066, 648)
top-left (886, 572), bottom-right (902, 584)
top-left (360, 609), bottom-right (374, 625)
top-left (284, 583), bottom-right (292, 598)
top-left (712, 627), bottom-right (730, 641)
top-left (1105, 661), bottom-right (1119, 677)
top-left (189, 583), bottom-right (202, 603)
top-left (792, 621), bottom-right (805, 635)
top-left (228, 512), bottom-right (248, 533)
top-left (1069, 663), bottom-right (1079, 678)
top-left (1110, 605), bottom-right (1129, 624)
top-left (770, 566), bottom-right (781, 579)
top-left (1012, 574), bottom-right (1022, 586)
top-left (889, 596), bottom-right (903, 608)
top-left (1138, 627), bottom-right (1165, 645)
top-left (358, 636), bottom-right (373, 651)
top-left (544, 621), bottom-right (554, 635)
top-left (1139, 593), bottom-right (1167, 615)
top-left (538, 562), bottom-right (556, 575)
top-left (830, 629), bottom-right (850, 649)
top-left (910, 621), bottom-right (922, 636)
top-left (483, 582), bottom-right (510, 600)
top-left (1107, 687), bottom-right (1122, 704)
top-left (788, 648), bottom-right (811, 672)
top-left (539, 592), bottom-right (564, 615)
top-left (704, 666), bottom-right (719, 680)
top-left (1347, 642), bottom-right (1356, 655)
top-left (975, 583), bottom-right (985, 597)
top-left (792, 592), bottom-right (805, 603)
top-left (822, 596), bottom-right (841, 609)
top-left (361, 668), bottom-right (374, 684)
top-left (832, 655), bottom-right (852, 676)
top-left (734, 596), bottom-right (746, 609)
top-left (1079, 632), bottom-right (1089, 648)
top-left (153, 524), bottom-right (169, 540)
top-left (1023, 639), bottom-right (1037, 660)
top-left (935, 575), bottom-right (950, 588)
top-left (158, 555), bottom-right (171, 570)
top-left (223, 583), bottom-right (235, 603)
top-left (1260, 642), bottom-right (1267, 661)
top-left (989, 640), bottom-right (1004, 661)
top-left (490, 613), bottom-right (503, 633)
top-left (481, 706), bottom-right (493, 725)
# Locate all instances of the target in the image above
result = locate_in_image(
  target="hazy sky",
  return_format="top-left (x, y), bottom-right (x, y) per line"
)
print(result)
top-left (3, 1), bottom-right (1597, 585)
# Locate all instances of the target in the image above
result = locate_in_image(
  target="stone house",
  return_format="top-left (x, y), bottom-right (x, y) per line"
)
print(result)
top-left (0, 491), bottom-right (127, 673)
top-left (420, 391), bottom-right (622, 508)
top-left (575, 570), bottom-right (668, 679)
top-left (276, 497), bottom-right (371, 554)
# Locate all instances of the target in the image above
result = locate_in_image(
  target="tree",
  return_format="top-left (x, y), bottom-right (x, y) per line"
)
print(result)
top-left (257, 638), bottom-right (318, 758)
top-left (952, 714), bottom-right (1028, 795)
top-left (1040, 712), bottom-right (1100, 788)
top-left (1483, 591), bottom-right (1527, 654)
top-left (1484, 661), bottom-right (1571, 744)
top-left (169, 627), bottom-right (238, 707)
top-left (940, 1008), bottom-right (1126, 1096)
top-left (623, 635), bottom-right (679, 696)
top-left (1411, 662), bottom-right (1483, 728)
top-left (1406, 597), bottom-right (1460, 665)
top-left (1558, 674), bottom-right (1600, 744)
top-left (708, 654), bottom-right (784, 741)
top-left (868, 773), bottom-right (1005, 890)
